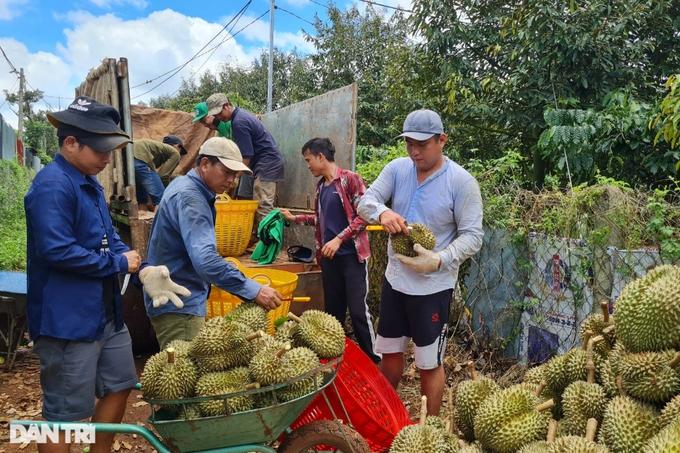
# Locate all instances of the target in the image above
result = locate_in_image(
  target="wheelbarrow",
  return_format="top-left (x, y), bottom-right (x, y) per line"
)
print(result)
top-left (12, 355), bottom-right (372, 453)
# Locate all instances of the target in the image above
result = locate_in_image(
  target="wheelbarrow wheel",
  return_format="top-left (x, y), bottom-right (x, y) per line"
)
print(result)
top-left (278, 420), bottom-right (371, 453)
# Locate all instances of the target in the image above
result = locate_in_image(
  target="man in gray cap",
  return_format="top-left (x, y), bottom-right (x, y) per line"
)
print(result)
top-left (145, 136), bottom-right (283, 349)
top-left (358, 109), bottom-right (484, 416)
top-left (24, 96), bottom-right (190, 453)
top-left (205, 93), bottom-right (284, 249)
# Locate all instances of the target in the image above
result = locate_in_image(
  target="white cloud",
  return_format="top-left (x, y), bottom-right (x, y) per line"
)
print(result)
top-left (0, 0), bottom-right (28, 20)
top-left (224, 12), bottom-right (314, 54)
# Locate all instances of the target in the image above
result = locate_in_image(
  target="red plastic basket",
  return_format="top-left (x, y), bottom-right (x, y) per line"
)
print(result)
top-left (289, 338), bottom-right (414, 452)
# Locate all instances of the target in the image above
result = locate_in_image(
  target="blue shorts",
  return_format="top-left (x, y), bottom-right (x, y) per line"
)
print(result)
top-left (376, 278), bottom-right (452, 370)
top-left (33, 322), bottom-right (138, 421)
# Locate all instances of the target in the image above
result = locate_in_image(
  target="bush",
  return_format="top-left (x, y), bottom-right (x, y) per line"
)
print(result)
top-left (0, 160), bottom-right (32, 271)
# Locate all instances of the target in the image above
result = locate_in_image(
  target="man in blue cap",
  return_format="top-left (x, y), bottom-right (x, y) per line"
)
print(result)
top-left (358, 109), bottom-right (484, 416)
top-left (24, 96), bottom-right (190, 453)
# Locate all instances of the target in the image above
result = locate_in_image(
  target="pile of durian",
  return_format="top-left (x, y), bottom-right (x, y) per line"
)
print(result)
top-left (140, 304), bottom-right (346, 419)
top-left (390, 264), bottom-right (680, 453)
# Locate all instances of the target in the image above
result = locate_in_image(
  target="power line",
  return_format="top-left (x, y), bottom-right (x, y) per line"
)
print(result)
top-left (355, 0), bottom-right (413, 13)
top-left (0, 45), bottom-right (18, 74)
top-left (307, 0), bottom-right (329, 9)
top-left (168, 9), bottom-right (271, 98)
top-left (130, 0), bottom-right (252, 95)
top-left (276, 6), bottom-right (315, 26)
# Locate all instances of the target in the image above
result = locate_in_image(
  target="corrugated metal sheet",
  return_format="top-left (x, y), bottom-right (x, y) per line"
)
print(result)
top-left (0, 113), bottom-right (17, 161)
top-left (261, 83), bottom-right (357, 209)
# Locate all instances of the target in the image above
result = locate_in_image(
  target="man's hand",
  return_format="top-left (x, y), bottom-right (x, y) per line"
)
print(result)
top-left (279, 208), bottom-right (296, 223)
top-left (253, 285), bottom-right (283, 310)
top-left (139, 266), bottom-right (191, 308)
top-left (396, 244), bottom-right (441, 273)
top-left (379, 210), bottom-right (410, 235)
top-left (321, 237), bottom-right (342, 259)
top-left (123, 251), bottom-right (141, 273)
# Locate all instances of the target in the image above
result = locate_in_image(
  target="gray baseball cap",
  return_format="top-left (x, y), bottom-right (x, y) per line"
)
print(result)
top-left (396, 109), bottom-right (444, 141)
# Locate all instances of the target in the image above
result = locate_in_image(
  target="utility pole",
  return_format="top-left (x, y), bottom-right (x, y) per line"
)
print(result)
top-left (267, 0), bottom-right (274, 113)
top-left (17, 68), bottom-right (24, 142)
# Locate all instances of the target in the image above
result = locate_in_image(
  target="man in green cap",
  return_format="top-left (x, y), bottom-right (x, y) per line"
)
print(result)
top-left (192, 101), bottom-right (232, 140)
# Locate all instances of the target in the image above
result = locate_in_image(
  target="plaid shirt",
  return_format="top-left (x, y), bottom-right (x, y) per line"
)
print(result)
top-left (295, 167), bottom-right (371, 264)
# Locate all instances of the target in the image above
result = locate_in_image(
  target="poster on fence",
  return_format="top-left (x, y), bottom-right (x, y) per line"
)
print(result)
top-left (517, 233), bottom-right (594, 364)
top-left (608, 247), bottom-right (663, 304)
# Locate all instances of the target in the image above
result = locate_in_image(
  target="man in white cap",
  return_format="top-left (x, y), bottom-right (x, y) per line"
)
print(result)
top-left (144, 136), bottom-right (283, 349)
top-left (24, 96), bottom-right (189, 453)
top-left (358, 109), bottom-right (484, 416)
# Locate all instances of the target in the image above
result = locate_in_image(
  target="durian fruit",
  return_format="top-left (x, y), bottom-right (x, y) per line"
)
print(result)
top-left (642, 417), bottom-right (680, 453)
top-left (277, 346), bottom-right (322, 402)
top-left (249, 343), bottom-right (295, 386)
top-left (659, 394), bottom-right (680, 429)
top-left (226, 302), bottom-right (268, 332)
top-left (613, 264), bottom-right (680, 353)
top-left (221, 329), bottom-right (264, 368)
top-left (274, 320), bottom-right (299, 341)
top-left (458, 444), bottom-right (484, 453)
top-left (454, 362), bottom-right (500, 442)
top-left (517, 419), bottom-right (557, 453)
top-left (166, 339), bottom-right (192, 357)
top-left (618, 349), bottom-right (680, 403)
top-left (140, 347), bottom-right (197, 402)
top-left (523, 365), bottom-right (562, 419)
top-left (599, 395), bottom-right (660, 453)
top-left (189, 319), bottom-right (258, 371)
top-left (288, 310), bottom-right (345, 359)
top-left (390, 396), bottom-right (449, 453)
top-left (563, 331), bottom-right (601, 385)
top-left (545, 354), bottom-right (570, 395)
top-left (390, 222), bottom-right (436, 257)
top-left (174, 404), bottom-right (202, 420)
top-left (549, 418), bottom-right (610, 453)
top-left (524, 364), bottom-right (548, 386)
top-left (194, 371), bottom-right (259, 416)
top-left (473, 384), bottom-right (554, 453)
top-left (596, 359), bottom-right (619, 399)
top-left (559, 351), bottom-right (607, 437)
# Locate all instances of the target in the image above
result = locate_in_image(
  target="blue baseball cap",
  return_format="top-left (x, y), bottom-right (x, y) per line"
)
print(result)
top-left (396, 109), bottom-right (444, 141)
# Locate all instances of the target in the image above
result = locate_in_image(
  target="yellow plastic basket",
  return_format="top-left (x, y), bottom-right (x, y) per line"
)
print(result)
top-left (206, 260), bottom-right (299, 335)
top-left (214, 194), bottom-right (259, 257)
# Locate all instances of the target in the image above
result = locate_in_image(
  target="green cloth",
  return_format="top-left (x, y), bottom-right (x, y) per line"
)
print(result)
top-left (250, 209), bottom-right (288, 265)
top-left (217, 120), bottom-right (233, 140)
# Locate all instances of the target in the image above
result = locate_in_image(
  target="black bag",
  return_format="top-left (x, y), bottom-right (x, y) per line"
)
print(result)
top-left (287, 245), bottom-right (315, 263)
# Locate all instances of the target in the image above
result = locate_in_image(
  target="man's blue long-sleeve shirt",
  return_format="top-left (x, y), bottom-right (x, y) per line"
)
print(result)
top-left (24, 153), bottom-right (132, 341)
top-left (144, 169), bottom-right (261, 317)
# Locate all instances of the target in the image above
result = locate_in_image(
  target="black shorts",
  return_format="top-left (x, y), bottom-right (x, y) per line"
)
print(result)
top-left (376, 278), bottom-right (452, 369)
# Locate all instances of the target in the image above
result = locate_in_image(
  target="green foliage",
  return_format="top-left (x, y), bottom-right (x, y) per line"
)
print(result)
top-left (651, 74), bottom-right (680, 160)
top-left (24, 112), bottom-right (59, 159)
top-left (0, 160), bottom-right (32, 271)
top-left (355, 142), bottom-right (407, 185)
top-left (645, 185), bottom-right (680, 263)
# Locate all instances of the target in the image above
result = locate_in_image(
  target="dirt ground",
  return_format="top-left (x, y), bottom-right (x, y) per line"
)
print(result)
top-left (0, 329), bottom-right (523, 453)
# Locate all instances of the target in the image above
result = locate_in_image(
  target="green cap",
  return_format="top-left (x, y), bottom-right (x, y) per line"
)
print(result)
top-left (192, 102), bottom-right (208, 123)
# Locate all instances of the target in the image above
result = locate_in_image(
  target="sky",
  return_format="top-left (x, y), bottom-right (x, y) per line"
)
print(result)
top-left (0, 0), bottom-right (410, 130)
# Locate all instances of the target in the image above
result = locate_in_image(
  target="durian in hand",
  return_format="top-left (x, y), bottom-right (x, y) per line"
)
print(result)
top-left (599, 395), bottom-right (660, 453)
top-left (473, 384), bottom-right (554, 453)
top-left (454, 361), bottom-right (500, 441)
top-left (391, 223), bottom-right (436, 257)
top-left (613, 264), bottom-right (680, 353)
top-left (390, 396), bottom-right (449, 453)
top-left (287, 310), bottom-right (345, 359)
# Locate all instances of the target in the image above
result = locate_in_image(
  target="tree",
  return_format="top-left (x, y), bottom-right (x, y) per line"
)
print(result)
top-left (24, 112), bottom-right (58, 160)
top-left (410, 0), bottom-right (680, 187)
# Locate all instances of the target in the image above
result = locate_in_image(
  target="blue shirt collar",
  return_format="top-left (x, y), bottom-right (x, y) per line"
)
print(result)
top-left (186, 168), bottom-right (217, 203)
top-left (54, 153), bottom-right (103, 188)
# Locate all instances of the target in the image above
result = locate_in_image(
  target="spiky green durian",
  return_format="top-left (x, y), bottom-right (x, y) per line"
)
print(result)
top-left (226, 302), bottom-right (268, 332)
top-left (290, 310), bottom-right (345, 359)
top-left (277, 346), bottom-right (322, 402)
top-left (390, 223), bottom-right (436, 257)
top-left (618, 349), bottom-right (680, 403)
top-left (274, 320), bottom-right (299, 341)
top-left (458, 444), bottom-right (484, 453)
top-left (596, 359), bottom-right (618, 399)
top-left (140, 348), bottom-right (197, 402)
top-left (545, 354), bottom-right (570, 394)
top-left (599, 396), bottom-right (660, 453)
top-left (659, 394), bottom-right (680, 429)
top-left (523, 364), bottom-right (547, 385)
top-left (174, 404), bottom-right (202, 420)
top-left (473, 385), bottom-right (552, 453)
top-left (166, 339), bottom-right (192, 357)
top-left (642, 417), bottom-right (680, 453)
top-left (548, 436), bottom-right (610, 453)
top-left (194, 372), bottom-right (256, 416)
top-left (390, 398), bottom-right (448, 453)
top-left (613, 264), bottom-right (680, 353)
top-left (249, 343), bottom-right (294, 385)
top-left (454, 364), bottom-right (500, 442)
top-left (518, 441), bottom-right (550, 453)
top-left (190, 320), bottom-right (258, 371)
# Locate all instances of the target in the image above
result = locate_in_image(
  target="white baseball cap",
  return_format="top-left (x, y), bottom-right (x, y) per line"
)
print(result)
top-left (199, 137), bottom-right (252, 175)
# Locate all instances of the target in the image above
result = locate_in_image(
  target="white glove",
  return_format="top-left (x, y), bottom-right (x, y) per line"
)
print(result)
top-left (395, 244), bottom-right (441, 273)
top-left (139, 265), bottom-right (191, 309)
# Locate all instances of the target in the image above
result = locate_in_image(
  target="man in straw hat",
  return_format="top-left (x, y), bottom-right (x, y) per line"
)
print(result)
top-left (24, 96), bottom-right (190, 453)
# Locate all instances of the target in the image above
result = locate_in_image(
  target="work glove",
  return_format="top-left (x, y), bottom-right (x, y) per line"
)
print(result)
top-left (395, 244), bottom-right (441, 273)
top-left (139, 265), bottom-right (191, 309)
